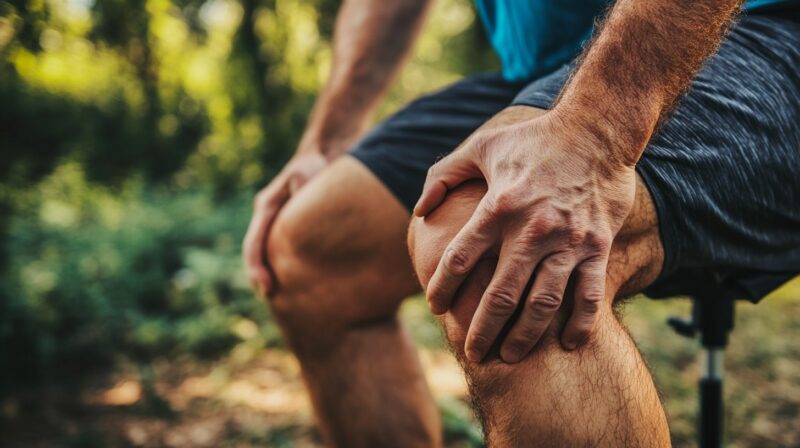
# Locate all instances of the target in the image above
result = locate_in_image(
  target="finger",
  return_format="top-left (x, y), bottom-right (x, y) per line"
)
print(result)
top-left (426, 198), bottom-right (497, 315)
top-left (242, 178), bottom-right (290, 297)
top-left (561, 254), bottom-right (609, 350)
top-left (414, 151), bottom-right (480, 217)
top-left (500, 253), bottom-right (575, 363)
top-left (243, 213), bottom-right (274, 297)
top-left (463, 238), bottom-right (540, 363)
top-left (243, 212), bottom-right (275, 297)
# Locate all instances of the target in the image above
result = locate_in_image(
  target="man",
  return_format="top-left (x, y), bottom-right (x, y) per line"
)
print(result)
top-left (243, 0), bottom-right (800, 446)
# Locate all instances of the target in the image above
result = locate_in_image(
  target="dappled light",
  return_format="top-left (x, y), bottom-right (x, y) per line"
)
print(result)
top-left (2, 0), bottom-right (799, 446)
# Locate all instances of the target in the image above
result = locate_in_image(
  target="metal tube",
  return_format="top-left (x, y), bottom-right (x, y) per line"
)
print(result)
top-left (699, 348), bottom-right (724, 448)
top-left (702, 348), bottom-right (724, 381)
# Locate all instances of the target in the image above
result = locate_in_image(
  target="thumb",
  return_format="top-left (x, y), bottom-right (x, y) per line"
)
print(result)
top-left (414, 150), bottom-right (480, 217)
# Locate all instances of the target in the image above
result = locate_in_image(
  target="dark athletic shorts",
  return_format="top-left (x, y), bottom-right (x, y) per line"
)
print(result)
top-left (350, 12), bottom-right (800, 302)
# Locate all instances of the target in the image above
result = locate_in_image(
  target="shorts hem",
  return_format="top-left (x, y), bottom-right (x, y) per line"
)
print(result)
top-left (509, 95), bottom-right (555, 110)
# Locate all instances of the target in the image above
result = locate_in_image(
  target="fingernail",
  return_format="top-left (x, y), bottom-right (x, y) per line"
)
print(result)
top-left (564, 340), bottom-right (578, 351)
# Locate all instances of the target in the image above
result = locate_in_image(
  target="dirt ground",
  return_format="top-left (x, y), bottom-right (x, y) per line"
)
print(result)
top-left (3, 282), bottom-right (800, 447)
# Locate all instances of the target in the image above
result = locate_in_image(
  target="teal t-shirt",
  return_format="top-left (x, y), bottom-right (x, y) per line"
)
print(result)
top-left (476, 0), bottom-right (800, 81)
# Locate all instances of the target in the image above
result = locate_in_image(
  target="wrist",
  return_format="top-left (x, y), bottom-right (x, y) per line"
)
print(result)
top-left (296, 128), bottom-right (356, 160)
top-left (549, 101), bottom-right (653, 168)
top-left (301, 101), bottom-right (368, 159)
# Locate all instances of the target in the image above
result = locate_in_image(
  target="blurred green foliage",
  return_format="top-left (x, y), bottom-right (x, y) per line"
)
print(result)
top-left (1, 0), bottom-right (799, 446)
top-left (0, 0), bottom-right (495, 395)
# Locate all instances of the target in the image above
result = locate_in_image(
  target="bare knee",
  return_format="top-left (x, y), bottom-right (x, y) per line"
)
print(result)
top-left (264, 197), bottom-right (333, 322)
top-left (408, 180), bottom-right (491, 288)
top-left (266, 187), bottom-right (342, 285)
top-left (408, 178), bottom-right (622, 363)
top-left (265, 158), bottom-right (416, 330)
top-left (408, 175), bottom-right (665, 349)
top-left (409, 180), bottom-right (534, 361)
top-left (408, 175), bottom-right (669, 446)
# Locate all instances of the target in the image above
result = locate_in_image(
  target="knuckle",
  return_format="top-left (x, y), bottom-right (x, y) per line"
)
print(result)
top-left (442, 248), bottom-right (471, 275)
top-left (547, 253), bottom-right (572, 270)
top-left (567, 227), bottom-right (587, 247)
top-left (581, 291), bottom-right (605, 313)
top-left (468, 333), bottom-right (492, 351)
top-left (584, 231), bottom-right (611, 253)
top-left (581, 300), bottom-right (600, 317)
top-left (531, 212), bottom-right (560, 235)
top-left (485, 289), bottom-right (520, 315)
top-left (528, 292), bottom-right (562, 316)
top-left (480, 195), bottom-right (500, 219)
top-left (488, 193), bottom-right (515, 217)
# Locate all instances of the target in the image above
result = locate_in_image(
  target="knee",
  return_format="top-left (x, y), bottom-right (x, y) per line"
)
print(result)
top-left (264, 194), bottom-right (340, 322)
top-left (408, 180), bottom-right (515, 358)
top-left (408, 179), bottom-right (491, 289)
top-left (407, 179), bottom-right (574, 364)
top-left (267, 202), bottom-right (315, 292)
top-left (264, 178), bottom-right (408, 329)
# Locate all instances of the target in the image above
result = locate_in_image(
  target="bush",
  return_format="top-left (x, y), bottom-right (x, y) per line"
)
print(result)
top-left (0, 165), bottom-right (270, 394)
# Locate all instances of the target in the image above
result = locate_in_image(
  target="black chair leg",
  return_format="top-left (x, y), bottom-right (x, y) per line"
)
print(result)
top-left (699, 348), bottom-right (724, 448)
top-left (668, 291), bottom-right (735, 448)
top-left (696, 293), bottom-right (734, 448)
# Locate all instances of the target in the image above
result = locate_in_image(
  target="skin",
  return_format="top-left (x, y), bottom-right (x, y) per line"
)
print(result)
top-left (265, 156), bottom-right (439, 447)
top-left (407, 132), bottom-right (672, 445)
top-left (415, 0), bottom-right (744, 362)
top-left (244, 0), bottom-right (745, 444)
top-left (243, 0), bottom-right (431, 298)
top-left (266, 105), bottom-right (671, 446)
top-left (243, 2), bottom-right (437, 445)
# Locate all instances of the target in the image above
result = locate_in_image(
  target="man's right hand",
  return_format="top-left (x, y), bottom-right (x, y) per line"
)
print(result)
top-left (241, 0), bottom-right (430, 299)
top-left (243, 151), bottom-right (328, 298)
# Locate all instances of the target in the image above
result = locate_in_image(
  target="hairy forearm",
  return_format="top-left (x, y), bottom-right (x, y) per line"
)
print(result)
top-left (553, 0), bottom-right (743, 166)
top-left (301, 0), bottom-right (431, 156)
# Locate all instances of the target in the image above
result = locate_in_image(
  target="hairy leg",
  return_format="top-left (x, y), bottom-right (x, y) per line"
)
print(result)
top-left (408, 106), bottom-right (670, 447)
top-left (266, 156), bottom-right (440, 448)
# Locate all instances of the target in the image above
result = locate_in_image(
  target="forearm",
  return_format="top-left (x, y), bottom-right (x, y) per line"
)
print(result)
top-left (300, 0), bottom-right (431, 157)
top-left (553, 0), bottom-right (743, 166)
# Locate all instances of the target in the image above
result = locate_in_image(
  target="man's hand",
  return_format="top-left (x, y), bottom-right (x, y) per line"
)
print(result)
top-left (243, 151), bottom-right (328, 298)
top-left (416, 0), bottom-right (742, 363)
top-left (415, 107), bottom-right (636, 363)
top-left (242, 0), bottom-right (430, 299)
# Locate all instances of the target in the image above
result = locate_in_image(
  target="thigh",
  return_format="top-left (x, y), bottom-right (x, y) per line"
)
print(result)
top-left (510, 13), bottom-right (800, 301)
top-left (350, 72), bottom-right (524, 212)
top-left (636, 13), bottom-right (800, 299)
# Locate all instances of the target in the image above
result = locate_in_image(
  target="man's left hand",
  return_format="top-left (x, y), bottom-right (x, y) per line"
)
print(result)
top-left (414, 106), bottom-right (636, 363)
